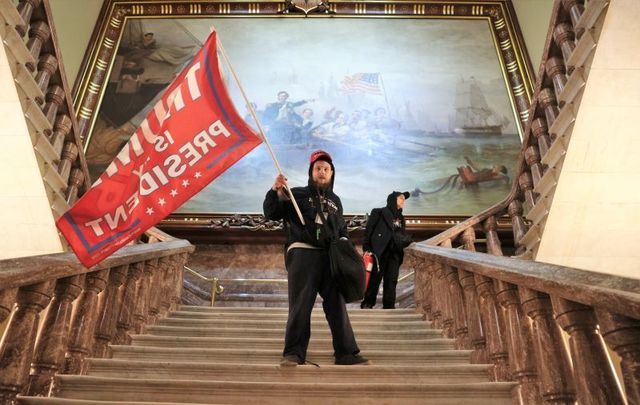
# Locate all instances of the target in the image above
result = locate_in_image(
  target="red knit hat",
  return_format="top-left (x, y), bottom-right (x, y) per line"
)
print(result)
top-left (309, 149), bottom-right (332, 166)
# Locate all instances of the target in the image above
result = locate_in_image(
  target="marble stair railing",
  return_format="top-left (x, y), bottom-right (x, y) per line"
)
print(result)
top-left (0, 0), bottom-right (91, 220)
top-left (0, 235), bottom-right (195, 404)
top-left (404, 2), bottom-right (636, 404)
top-left (408, 242), bottom-right (639, 405)
top-left (422, 0), bottom-right (609, 259)
top-left (520, 0), bottom-right (610, 257)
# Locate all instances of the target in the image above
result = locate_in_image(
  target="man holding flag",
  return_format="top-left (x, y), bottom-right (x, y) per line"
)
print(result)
top-left (264, 150), bottom-right (370, 367)
top-left (57, 32), bottom-right (262, 268)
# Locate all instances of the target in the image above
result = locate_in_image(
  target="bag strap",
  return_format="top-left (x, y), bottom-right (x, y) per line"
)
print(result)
top-left (311, 192), bottom-right (334, 242)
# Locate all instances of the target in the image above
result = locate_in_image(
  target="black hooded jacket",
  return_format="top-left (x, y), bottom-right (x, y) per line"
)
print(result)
top-left (363, 192), bottom-right (408, 259)
top-left (263, 176), bottom-right (348, 250)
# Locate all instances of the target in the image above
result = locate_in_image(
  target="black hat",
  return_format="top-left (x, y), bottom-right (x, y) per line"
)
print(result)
top-left (392, 191), bottom-right (410, 200)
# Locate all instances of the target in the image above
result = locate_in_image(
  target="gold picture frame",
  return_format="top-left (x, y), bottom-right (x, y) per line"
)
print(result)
top-left (73, 0), bottom-right (533, 238)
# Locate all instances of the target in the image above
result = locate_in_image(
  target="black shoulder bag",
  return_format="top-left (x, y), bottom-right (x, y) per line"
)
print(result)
top-left (314, 195), bottom-right (366, 303)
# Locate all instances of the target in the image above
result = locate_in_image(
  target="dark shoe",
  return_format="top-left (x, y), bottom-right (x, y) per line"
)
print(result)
top-left (280, 354), bottom-right (303, 367)
top-left (335, 354), bottom-right (371, 366)
top-left (360, 302), bottom-right (373, 309)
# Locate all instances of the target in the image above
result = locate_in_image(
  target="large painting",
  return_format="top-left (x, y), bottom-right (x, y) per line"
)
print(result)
top-left (76, 1), bottom-right (533, 222)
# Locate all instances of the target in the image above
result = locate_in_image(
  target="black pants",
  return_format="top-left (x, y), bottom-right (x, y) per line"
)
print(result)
top-left (283, 248), bottom-right (360, 361)
top-left (361, 247), bottom-right (402, 309)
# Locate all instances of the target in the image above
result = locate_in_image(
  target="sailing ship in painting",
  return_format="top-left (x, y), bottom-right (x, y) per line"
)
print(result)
top-left (451, 77), bottom-right (509, 136)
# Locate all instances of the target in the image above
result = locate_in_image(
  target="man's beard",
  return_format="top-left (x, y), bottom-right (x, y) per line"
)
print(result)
top-left (313, 179), bottom-right (331, 190)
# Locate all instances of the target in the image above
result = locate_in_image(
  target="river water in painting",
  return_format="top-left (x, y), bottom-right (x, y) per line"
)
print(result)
top-left (180, 133), bottom-right (521, 216)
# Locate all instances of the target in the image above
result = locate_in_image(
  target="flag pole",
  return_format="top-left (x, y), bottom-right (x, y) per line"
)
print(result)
top-left (378, 73), bottom-right (393, 119)
top-left (213, 30), bottom-right (306, 225)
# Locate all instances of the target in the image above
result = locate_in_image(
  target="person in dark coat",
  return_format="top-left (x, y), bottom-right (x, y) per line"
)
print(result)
top-left (361, 191), bottom-right (412, 309)
top-left (263, 150), bottom-right (370, 366)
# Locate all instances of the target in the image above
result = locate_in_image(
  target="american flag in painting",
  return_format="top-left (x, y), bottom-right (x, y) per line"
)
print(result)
top-left (340, 72), bottom-right (383, 95)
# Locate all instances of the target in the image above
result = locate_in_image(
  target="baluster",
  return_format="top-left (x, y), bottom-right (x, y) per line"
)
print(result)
top-left (66, 167), bottom-right (85, 204)
top-left (34, 54), bottom-right (58, 101)
top-left (459, 228), bottom-right (473, 251)
top-left (168, 254), bottom-right (187, 311)
top-left (596, 310), bottom-right (640, 405)
top-left (444, 264), bottom-right (469, 349)
top-left (26, 275), bottom-right (83, 396)
top-left (133, 259), bottom-right (156, 334)
top-left (475, 274), bottom-right (511, 381)
top-left (439, 240), bottom-right (455, 339)
top-left (562, 0), bottom-right (584, 31)
top-left (423, 269), bottom-right (434, 321)
top-left (552, 299), bottom-right (624, 404)
top-left (25, 21), bottom-right (50, 71)
top-left (553, 23), bottom-right (576, 69)
top-left (484, 216), bottom-right (503, 256)
top-left (519, 288), bottom-right (576, 404)
top-left (0, 288), bottom-right (17, 324)
top-left (16, 0), bottom-right (43, 36)
top-left (93, 265), bottom-right (129, 358)
top-left (157, 257), bottom-right (174, 319)
top-left (525, 146), bottom-right (544, 188)
top-left (114, 262), bottom-right (144, 345)
top-left (147, 259), bottom-right (162, 325)
top-left (463, 228), bottom-right (510, 380)
top-left (458, 269), bottom-right (487, 364)
top-left (546, 57), bottom-right (568, 104)
top-left (430, 260), bottom-right (443, 329)
top-left (459, 228), bottom-right (487, 364)
top-left (51, 115), bottom-right (72, 160)
top-left (508, 200), bottom-right (528, 250)
top-left (0, 281), bottom-right (54, 402)
top-left (518, 172), bottom-right (536, 211)
top-left (538, 88), bottom-right (560, 130)
top-left (410, 254), bottom-right (426, 317)
top-left (485, 216), bottom-right (541, 400)
top-left (64, 270), bottom-right (109, 375)
top-left (496, 282), bottom-right (541, 404)
top-left (486, 217), bottom-right (541, 399)
top-left (531, 118), bottom-right (552, 160)
top-left (58, 142), bottom-right (78, 183)
top-left (42, 85), bottom-right (65, 127)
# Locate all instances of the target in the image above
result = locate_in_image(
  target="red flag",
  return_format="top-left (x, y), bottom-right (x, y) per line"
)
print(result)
top-left (57, 32), bottom-right (262, 267)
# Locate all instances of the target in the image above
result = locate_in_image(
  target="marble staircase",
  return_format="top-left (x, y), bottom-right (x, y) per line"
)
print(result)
top-left (18, 306), bottom-right (515, 404)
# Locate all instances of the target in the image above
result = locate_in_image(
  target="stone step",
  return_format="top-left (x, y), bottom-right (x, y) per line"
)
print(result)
top-left (157, 317), bottom-right (432, 330)
top-left (110, 346), bottom-right (472, 365)
top-left (87, 359), bottom-right (492, 384)
top-left (214, 293), bottom-right (290, 306)
top-left (179, 305), bottom-right (416, 314)
top-left (145, 325), bottom-right (444, 339)
top-left (51, 375), bottom-right (515, 404)
top-left (169, 310), bottom-right (424, 321)
top-left (129, 335), bottom-right (456, 351)
top-left (18, 398), bottom-right (211, 405)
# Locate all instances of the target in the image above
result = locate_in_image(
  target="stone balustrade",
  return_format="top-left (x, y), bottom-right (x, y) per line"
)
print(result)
top-left (0, 0), bottom-right (91, 220)
top-left (409, 242), bottom-right (638, 405)
top-left (0, 238), bottom-right (194, 402)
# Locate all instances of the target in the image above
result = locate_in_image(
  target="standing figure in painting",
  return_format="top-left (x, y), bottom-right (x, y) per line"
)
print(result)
top-left (263, 91), bottom-right (314, 144)
top-left (263, 150), bottom-right (370, 366)
top-left (361, 191), bottom-right (413, 309)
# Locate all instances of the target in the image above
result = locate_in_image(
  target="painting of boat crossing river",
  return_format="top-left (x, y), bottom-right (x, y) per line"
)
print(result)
top-left (85, 17), bottom-right (524, 216)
